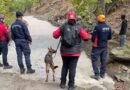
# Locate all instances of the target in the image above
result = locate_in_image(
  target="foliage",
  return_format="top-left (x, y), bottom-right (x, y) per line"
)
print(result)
top-left (0, 0), bottom-right (38, 25)
top-left (70, 0), bottom-right (128, 23)
top-left (70, 0), bottom-right (98, 23)
top-left (0, 0), bottom-right (128, 25)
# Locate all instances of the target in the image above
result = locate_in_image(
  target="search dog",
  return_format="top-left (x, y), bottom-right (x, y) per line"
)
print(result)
top-left (44, 47), bottom-right (58, 82)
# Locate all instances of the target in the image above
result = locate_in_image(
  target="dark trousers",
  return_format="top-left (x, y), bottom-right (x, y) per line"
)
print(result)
top-left (91, 47), bottom-right (107, 76)
top-left (61, 56), bottom-right (79, 87)
top-left (15, 40), bottom-right (32, 69)
top-left (0, 42), bottom-right (9, 66)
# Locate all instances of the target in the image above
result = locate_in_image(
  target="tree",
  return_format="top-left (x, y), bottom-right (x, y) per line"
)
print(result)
top-left (0, 0), bottom-right (38, 25)
top-left (98, 0), bottom-right (106, 14)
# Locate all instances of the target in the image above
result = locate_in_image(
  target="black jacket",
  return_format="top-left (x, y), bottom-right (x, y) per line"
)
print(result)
top-left (119, 19), bottom-right (128, 35)
top-left (60, 23), bottom-right (82, 54)
top-left (11, 19), bottom-right (32, 42)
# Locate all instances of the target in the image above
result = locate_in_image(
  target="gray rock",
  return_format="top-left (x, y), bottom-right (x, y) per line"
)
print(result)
top-left (110, 47), bottom-right (130, 61)
top-left (121, 65), bottom-right (129, 71)
top-left (103, 81), bottom-right (115, 90)
top-left (115, 73), bottom-right (130, 82)
top-left (127, 69), bottom-right (130, 73)
top-left (87, 86), bottom-right (106, 90)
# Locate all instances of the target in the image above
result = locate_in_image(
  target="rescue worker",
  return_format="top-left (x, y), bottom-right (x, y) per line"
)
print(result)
top-left (119, 14), bottom-right (128, 47)
top-left (53, 12), bottom-right (91, 90)
top-left (91, 15), bottom-right (112, 80)
top-left (11, 11), bottom-right (35, 74)
top-left (0, 14), bottom-right (12, 69)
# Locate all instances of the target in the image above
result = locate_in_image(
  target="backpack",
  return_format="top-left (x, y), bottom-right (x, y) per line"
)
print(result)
top-left (61, 24), bottom-right (81, 47)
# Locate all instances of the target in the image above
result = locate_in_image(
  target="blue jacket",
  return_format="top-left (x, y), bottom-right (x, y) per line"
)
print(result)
top-left (11, 19), bottom-right (32, 42)
top-left (92, 22), bottom-right (112, 48)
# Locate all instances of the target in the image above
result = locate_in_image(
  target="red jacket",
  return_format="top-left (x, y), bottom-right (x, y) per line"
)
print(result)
top-left (0, 23), bottom-right (10, 42)
top-left (53, 28), bottom-right (91, 56)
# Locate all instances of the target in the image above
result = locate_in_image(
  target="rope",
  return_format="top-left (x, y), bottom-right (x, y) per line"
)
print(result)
top-left (53, 38), bottom-right (61, 59)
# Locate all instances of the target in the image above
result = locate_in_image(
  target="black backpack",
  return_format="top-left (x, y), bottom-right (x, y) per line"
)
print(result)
top-left (61, 24), bottom-right (81, 47)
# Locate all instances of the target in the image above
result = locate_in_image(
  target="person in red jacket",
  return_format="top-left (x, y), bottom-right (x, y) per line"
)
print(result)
top-left (0, 14), bottom-right (12, 69)
top-left (53, 12), bottom-right (91, 90)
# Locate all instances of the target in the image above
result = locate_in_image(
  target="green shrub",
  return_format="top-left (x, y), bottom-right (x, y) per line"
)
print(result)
top-left (0, 0), bottom-right (38, 25)
top-left (70, 0), bottom-right (128, 23)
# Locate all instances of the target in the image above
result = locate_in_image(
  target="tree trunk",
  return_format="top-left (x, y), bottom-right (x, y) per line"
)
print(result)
top-left (97, 0), bottom-right (106, 15)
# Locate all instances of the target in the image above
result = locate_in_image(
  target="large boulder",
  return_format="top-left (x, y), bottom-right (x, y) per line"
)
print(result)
top-left (110, 47), bottom-right (130, 61)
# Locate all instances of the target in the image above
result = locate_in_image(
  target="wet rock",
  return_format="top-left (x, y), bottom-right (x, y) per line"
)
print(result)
top-left (110, 47), bottom-right (130, 61)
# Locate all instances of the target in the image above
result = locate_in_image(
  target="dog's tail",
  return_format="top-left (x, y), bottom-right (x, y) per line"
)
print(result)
top-left (53, 66), bottom-right (58, 69)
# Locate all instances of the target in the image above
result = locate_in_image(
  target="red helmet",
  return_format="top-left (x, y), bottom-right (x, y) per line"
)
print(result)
top-left (67, 12), bottom-right (77, 22)
top-left (0, 14), bottom-right (5, 19)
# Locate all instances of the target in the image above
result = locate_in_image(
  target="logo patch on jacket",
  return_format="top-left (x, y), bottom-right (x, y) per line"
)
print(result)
top-left (102, 27), bottom-right (110, 32)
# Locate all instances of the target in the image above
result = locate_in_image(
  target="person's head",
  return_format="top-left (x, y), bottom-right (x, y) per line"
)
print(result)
top-left (16, 11), bottom-right (23, 20)
top-left (97, 15), bottom-right (106, 23)
top-left (121, 14), bottom-right (126, 20)
top-left (67, 11), bottom-right (77, 25)
top-left (0, 14), bottom-right (5, 23)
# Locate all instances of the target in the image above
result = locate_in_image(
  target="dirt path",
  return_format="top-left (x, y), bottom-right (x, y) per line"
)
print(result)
top-left (0, 73), bottom-right (72, 90)
top-left (0, 16), bottom-right (114, 90)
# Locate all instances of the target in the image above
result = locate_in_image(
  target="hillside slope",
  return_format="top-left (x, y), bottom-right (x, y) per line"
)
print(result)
top-left (106, 2), bottom-right (130, 90)
top-left (30, 0), bottom-right (73, 20)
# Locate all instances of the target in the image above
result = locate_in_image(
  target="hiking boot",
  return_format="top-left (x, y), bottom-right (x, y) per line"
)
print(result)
top-left (91, 75), bottom-right (101, 80)
top-left (27, 68), bottom-right (35, 74)
top-left (20, 68), bottom-right (25, 74)
top-left (4, 65), bottom-right (13, 69)
top-left (68, 86), bottom-right (76, 90)
top-left (60, 83), bottom-right (66, 89)
top-left (0, 63), bottom-right (3, 67)
top-left (100, 74), bottom-right (105, 79)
